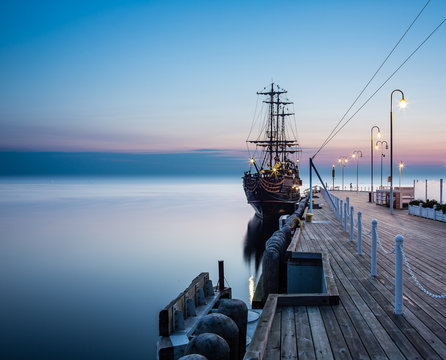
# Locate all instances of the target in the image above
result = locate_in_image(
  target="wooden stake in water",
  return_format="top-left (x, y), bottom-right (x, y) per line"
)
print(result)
top-left (218, 260), bottom-right (225, 292)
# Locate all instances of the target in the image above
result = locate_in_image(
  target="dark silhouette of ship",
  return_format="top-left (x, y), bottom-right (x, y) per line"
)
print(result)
top-left (243, 83), bottom-right (302, 218)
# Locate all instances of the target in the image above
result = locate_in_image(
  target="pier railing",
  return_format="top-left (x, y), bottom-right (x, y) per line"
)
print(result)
top-left (321, 188), bottom-right (446, 315)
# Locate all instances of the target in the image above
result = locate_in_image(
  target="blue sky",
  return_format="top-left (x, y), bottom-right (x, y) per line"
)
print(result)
top-left (0, 0), bottom-right (445, 172)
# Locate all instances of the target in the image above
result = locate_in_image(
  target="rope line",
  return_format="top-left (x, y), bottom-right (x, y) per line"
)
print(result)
top-left (245, 95), bottom-right (260, 158)
top-left (401, 247), bottom-right (446, 299)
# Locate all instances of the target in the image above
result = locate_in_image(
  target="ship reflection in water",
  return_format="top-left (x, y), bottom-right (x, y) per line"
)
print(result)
top-left (248, 275), bottom-right (255, 304)
top-left (243, 214), bottom-right (278, 272)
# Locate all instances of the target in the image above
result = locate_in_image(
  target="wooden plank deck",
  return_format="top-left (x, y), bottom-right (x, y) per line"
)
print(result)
top-left (262, 191), bottom-right (446, 360)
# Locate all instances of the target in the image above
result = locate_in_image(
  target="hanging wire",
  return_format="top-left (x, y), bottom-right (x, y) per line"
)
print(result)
top-left (312, 0), bottom-right (433, 159)
top-left (312, 16), bottom-right (445, 158)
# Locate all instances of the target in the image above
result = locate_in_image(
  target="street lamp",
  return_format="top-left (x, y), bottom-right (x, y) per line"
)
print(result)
top-left (370, 126), bottom-right (381, 202)
top-left (390, 89), bottom-right (407, 214)
top-left (375, 140), bottom-right (388, 190)
top-left (352, 150), bottom-right (363, 192)
top-left (338, 156), bottom-right (349, 190)
top-left (399, 161), bottom-right (404, 189)
top-left (332, 164), bottom-right (335, 190)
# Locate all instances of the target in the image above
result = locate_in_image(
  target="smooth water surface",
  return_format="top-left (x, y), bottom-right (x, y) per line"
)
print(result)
top-left (0, 177), bottom-right (255, 359)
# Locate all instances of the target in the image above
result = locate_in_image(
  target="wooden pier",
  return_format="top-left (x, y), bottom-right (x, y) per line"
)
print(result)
top-left (246, 191), bottom-right (446, 360)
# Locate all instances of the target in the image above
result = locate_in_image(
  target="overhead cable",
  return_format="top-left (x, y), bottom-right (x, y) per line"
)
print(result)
top-left (312, 17), bottom-right (445, 157)
top-left (312, 0), bottom-right (431, 158)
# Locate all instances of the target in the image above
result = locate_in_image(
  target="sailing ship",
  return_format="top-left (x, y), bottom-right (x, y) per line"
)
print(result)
top-left (243, 83), bottom-right (302, 218)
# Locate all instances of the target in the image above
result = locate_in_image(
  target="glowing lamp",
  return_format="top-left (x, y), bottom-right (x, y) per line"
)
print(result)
top-left (250, 158), bottom-right (255, 163)
top-left (399, 99), bottom-right (407, 108)
top-left (377, 131), bottom-right (382, 138)
top-left (375, 145), bottom-right (379, 150)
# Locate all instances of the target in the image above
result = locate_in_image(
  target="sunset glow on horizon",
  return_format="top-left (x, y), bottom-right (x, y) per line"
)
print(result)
top-left (0, 0), bottom-right (445, 170)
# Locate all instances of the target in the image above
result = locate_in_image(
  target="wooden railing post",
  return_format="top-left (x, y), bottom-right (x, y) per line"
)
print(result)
top-left (357, 211), bottom-right (362, 255)
top-left (371, 220), bottom-right (377, 277)
top-left (344, 202), bottom-right (347, 233)
top-left (350, 206), bottom-right (354, 242)
top-left (394, 235), bottom-right (404, 315)
top-left (340, 200), bottom-right (343, 226)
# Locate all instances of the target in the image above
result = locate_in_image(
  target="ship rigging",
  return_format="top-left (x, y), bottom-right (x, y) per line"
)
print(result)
top-left (243, 83), bottom-right (303, 218)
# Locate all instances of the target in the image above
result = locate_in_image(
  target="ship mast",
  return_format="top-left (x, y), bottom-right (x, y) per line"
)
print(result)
top-left (256, 83), bottom-right (287, 168)
top-left (270, 83), bottom-right (274, 166)
top-left (248, 83), bottom-right (301, 172)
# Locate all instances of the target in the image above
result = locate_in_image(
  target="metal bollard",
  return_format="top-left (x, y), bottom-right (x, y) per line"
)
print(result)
top-left (395, 235), bottom-right (404, 315)
top-left (371, 219), bottom-right (377, 277)
top-left (357, 211), bottom-right (362, 255)
top-left (344, 202), bottom-right (347, 232)
top-left (350, 205), bottom-right (354, 242)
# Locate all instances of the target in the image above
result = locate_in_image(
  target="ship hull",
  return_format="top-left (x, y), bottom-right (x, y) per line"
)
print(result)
top-left (243, 175), bottom-right (300, 219)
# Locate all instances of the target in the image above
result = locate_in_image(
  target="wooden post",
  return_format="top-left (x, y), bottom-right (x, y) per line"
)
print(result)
top-left (309, 158), bottom-right (313, 215)
top-left (218, 260), bottom-right (225, 292)
top-left (394, 235), bottom-right (404, 315)
top-left (357, 211), bottom-right (362, 255)
top-left (340, 200), bottom-right (343, 226)
top-left (371, 220), bottom-right (377, 277)
top-left (344, 202), bottom-right (347, 233)
top-left (350, 206), bottom-right (354, 242)
top-left (336, 197), bottom-right (339, 219)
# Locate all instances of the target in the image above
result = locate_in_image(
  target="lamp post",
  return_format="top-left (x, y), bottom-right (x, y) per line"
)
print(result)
top-left (352, 150), bottom-right (363, 192)
top-left (375, 140), bottom-right (388, 190)
top-left (399, 161), bottom-right (404, 189)
top-left (338, 156), bottom-right (349, 190)
top-left (332, 164), bottom-right (335, 190)
top-left (390, 89), bottom-right (407, 215)
top-left (370, 126), bottom-right (381, 202)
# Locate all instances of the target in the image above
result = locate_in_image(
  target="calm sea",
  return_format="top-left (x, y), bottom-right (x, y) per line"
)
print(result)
top-left (0, 177), bottom-right (258, 359)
